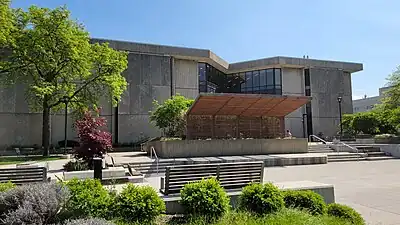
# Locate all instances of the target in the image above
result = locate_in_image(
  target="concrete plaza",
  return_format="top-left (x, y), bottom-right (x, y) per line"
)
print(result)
top-left (265, 160), bottom-right (400, 225)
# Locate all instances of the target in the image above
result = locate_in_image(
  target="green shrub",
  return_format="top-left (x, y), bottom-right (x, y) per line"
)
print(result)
top-left (327, 203), bottom-right (365, 225)
top-left (0, 181), bottom-right (15, 192)
top-left (63, 160), bottom-right (90, 171)
top-left (239, 182), bottom-right (284, 215)
top-left (65, 178), bottom-right (114, 219)
top-left (283, 190), bottom-right (327, 215)
top-left (180, 177), bottom-right (230, 218)
top-left (0, 183), bottom-right (69, 224)
top-left (114, 184), bottom-right (165, 223)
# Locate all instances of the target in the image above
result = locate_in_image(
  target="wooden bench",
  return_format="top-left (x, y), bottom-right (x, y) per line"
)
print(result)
top-left (0, 167), bottom-right (48, 185)
top-left (160, 161), bottom-right (264, 195)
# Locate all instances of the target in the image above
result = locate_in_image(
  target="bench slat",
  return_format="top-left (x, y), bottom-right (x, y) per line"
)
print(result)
top-left (0, 167), bottom-right (47, 185)
top-left (168, 161), bottom-right (263, 168)
top-left (0, 175), bottom-right (45, 180)
top-left (162, 162), bottom-right (264, 195)
top-left (0, 169), bottom-right (45, 174)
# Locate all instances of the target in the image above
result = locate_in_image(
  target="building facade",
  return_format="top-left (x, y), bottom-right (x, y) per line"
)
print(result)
top-left (0, 39), bottom-right (363, 147)
top-left (353, 87), bottom-right (390, 113)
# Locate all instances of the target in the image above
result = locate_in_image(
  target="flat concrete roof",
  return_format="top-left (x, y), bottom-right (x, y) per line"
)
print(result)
top-left (92, 38), bottom-right (363, 73)
top-left (187, 93), bottom-right (311, 117)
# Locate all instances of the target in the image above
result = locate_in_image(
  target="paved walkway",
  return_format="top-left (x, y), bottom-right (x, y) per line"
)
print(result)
top-left (263, 160), bottom-right (400, 225)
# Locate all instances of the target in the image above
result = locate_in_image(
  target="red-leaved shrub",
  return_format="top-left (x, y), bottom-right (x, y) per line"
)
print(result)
top-left (74, 110), bottom-right (112, 165)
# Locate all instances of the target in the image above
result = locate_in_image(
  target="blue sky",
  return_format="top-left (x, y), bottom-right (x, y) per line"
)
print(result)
top-left (12, 0), bottom-right (400, 99)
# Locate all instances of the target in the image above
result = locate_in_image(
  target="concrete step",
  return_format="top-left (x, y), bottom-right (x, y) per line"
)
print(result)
top-left (328, 153), bottom-right (366, 158)
top-left (308, 150), bottom-right (334, 153)
top-left (365, 156), bottom-right (397, 161)
top-left (366, 152), bottom-right (387, 157)
top-left (349, 145), bottom-right (381, 152)
top-left (127, 155), bottom-right (328, 174)
top-left (308, 148), bottom-right (333, 151)
top-left (328, 157), bottom-right (367, 162)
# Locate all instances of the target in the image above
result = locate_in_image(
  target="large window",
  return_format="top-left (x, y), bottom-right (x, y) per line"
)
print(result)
top-left (227, 68), bottom-right (282, 95)
top-left (198, 63), bottom-right (226, 93)
top-left (198, 63), bottom-right (282, 95)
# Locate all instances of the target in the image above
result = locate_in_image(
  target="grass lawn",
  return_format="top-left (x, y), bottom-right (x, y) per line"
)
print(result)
top-left (0, 155), bottom-right (63, 165)
top-left (116, 209), bottom-right (356, 225)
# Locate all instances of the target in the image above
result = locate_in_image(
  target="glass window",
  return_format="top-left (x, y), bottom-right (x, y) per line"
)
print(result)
top-left (274, 69), bottom-right (281, 85)
top-left (305, 69), bottom-right (310, 86)
top-left (198, 63), bottom-right (206, 81)
top-left (199, 81), bottom-right (207, 93)
top-left (266, 69), bottom-right (274, 86)
top-left (245, 71), bottom-right (253, 89)
top-left (275, 87), bottom-right (282, 95)
top-left (253, 70), bottom-right (260, 87)
top-left (240, 73), bottom-right (246, 92)
top-left (260, 70), bottom-right (266, 86)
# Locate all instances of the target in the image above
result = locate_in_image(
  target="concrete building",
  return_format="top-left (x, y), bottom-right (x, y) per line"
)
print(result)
top-left (353, 86), bottom-right (390, 113)
top-left (0, 39), bottom-right (363, 147)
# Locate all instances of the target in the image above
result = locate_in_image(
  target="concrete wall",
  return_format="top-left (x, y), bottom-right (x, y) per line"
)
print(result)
top-left (0, 53), bottom-right (202, 147)
top-left (0, 83), bottom-right (43, 146)
top-left (148, 138), bottom-right (308, 158)
top-left (282, 68), bottom-right (305, 137)
top-left (310, 69), bottom-right (353, 137)
top-left (117, 53), bottom-right (172, 143)
top-left (173, 59), bottom-right (199, 99)
top-left (379, 144), bottom-right (400, 157)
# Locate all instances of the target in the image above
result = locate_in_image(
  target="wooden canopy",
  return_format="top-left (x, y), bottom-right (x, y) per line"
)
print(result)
top-left (187, 93), bottom-right (311, 117)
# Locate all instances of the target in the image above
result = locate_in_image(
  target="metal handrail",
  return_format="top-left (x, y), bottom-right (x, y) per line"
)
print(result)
top-left (334, 141), bottom-right (360, 159)
top-left (150, 146), bottom-right (159, 174)
top-left (309, 135), bottom-right (327, 144)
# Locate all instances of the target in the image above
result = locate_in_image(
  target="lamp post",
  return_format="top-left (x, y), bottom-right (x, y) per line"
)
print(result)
top-left (301, 113), bottom-right (307, 138)
top-left (61, 96), bottom-right (69, 154)
top-left (337, 96), bottom-right (343, 140)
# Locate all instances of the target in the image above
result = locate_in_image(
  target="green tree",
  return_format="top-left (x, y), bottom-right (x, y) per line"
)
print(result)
top-left (0, 6), bottom-right (128, 155)
top-left (0, 0), bottom-right (14, 46)
top-left (381, 66), bottom-right (400, 109)
top-left (150, 94), bottom-right (194, 137)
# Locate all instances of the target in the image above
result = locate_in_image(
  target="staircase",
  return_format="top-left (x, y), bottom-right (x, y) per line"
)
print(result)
top-left (326, 144), bottom-right (396, 162)
top-left (307, 142), bottom-right (397, 162)
top-left (308, 143), bottom-right (334, 153)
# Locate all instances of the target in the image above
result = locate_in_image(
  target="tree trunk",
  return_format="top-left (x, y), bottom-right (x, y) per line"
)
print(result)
top-left (42, 97), bottom-right (51, 156)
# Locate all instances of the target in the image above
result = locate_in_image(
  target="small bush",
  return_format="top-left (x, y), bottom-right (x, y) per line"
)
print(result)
top-left (63, 218), bottom-right (115, 225)
top-left (114, 184), bottom-right (165, 223)
top-left (0, 181), bottom-right (15, 192)
top-left (283, 190), bottom-right (327, 215)
top-left (180, 177), bottom-right (230, 218)
top-left (0, 182), bottom-right (69, 224)
top-left (74, 110), bottom-right (112, 166)
top-left (63, 160), bottom-right (90, 171)
top-left (65, 178), bottom-right (114, 219)
top-left (327, 203), bottom-right (365, 225)
top-left (239, 182), bottom-right (284, 215)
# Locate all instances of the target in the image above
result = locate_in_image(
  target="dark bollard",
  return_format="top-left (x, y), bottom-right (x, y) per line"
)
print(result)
top-left (93, 157), bottom-right (102, 181)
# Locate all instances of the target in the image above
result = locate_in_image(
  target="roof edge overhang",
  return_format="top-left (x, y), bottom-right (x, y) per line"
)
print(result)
top-left (187, 93), bottom-right (312, 117)
top-left (91, 38), bottom-right (363, 74)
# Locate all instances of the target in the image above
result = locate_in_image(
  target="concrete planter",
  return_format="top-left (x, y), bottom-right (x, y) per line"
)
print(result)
top-left (146, 138), bottom-right (308, 158)
top-left (375, 137), bottom-right (400, 144)
top-left (63, 167), bottom-right (126, 180)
